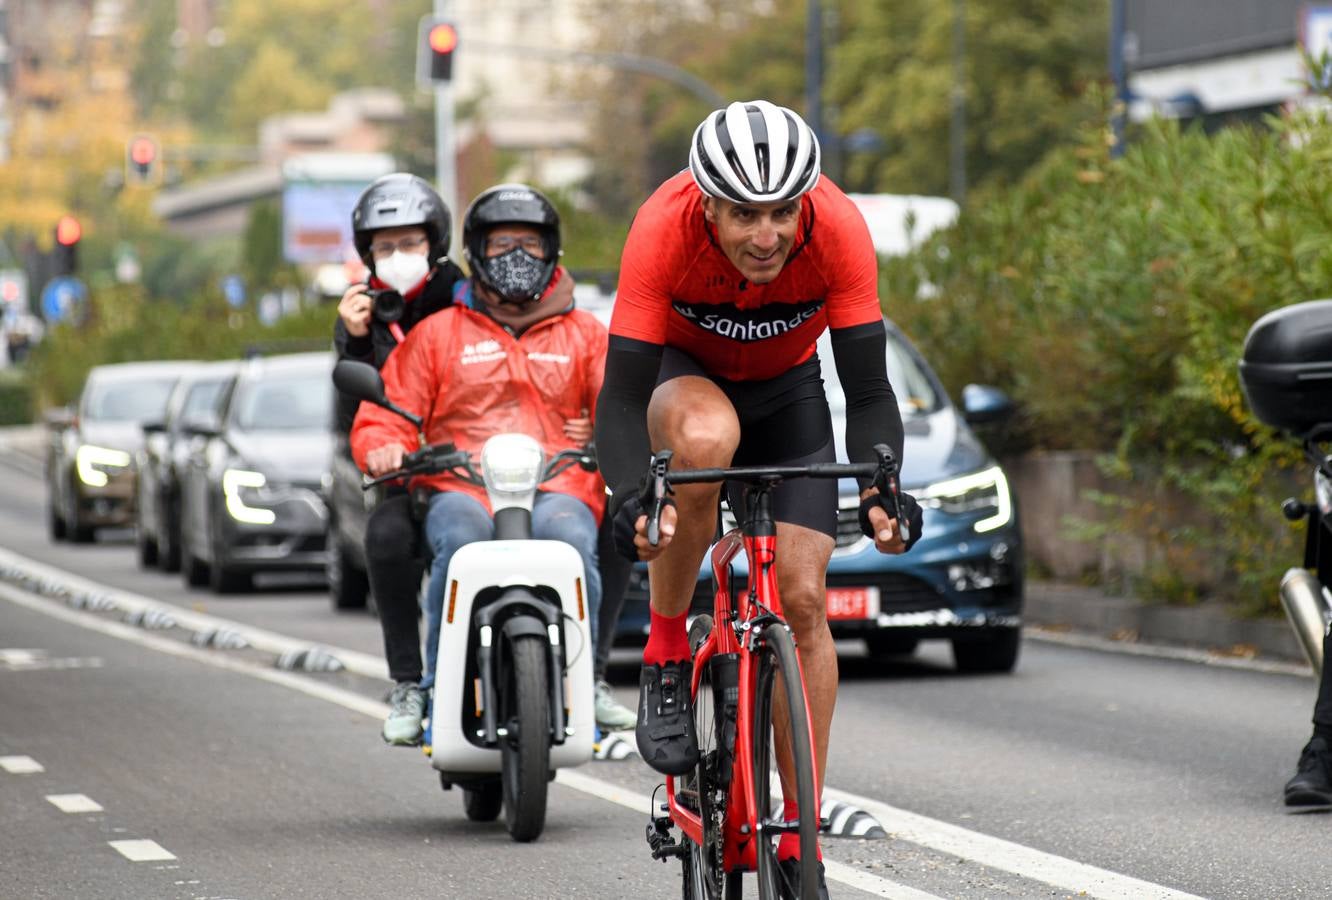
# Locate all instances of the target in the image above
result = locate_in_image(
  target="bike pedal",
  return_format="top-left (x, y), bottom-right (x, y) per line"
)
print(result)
top-left (645, 818), bottom-right (684, 861)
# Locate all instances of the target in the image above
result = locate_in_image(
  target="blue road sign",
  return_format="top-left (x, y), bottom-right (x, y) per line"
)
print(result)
top-left (222, 275), bottom-right (247, 308)
top-left (40, 276), bottom-right (88, 324)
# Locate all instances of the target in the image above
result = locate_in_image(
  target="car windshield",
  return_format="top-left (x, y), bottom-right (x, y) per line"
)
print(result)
top-left (180, 378), bottom-right (228, 422)
top-left (231, 373), bottom-right (332, 431)
top-left (82, 377), bottom-right (177, 422)
top-left (818, 329), bottom-right (942, 418)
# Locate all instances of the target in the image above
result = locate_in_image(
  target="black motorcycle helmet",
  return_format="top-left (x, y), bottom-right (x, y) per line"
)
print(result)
top-left (351, 173), bottom-right (452, 272)
top-left (462, 184), bottom-right (561, 303)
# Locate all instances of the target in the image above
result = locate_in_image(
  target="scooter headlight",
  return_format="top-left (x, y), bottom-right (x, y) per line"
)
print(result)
top-left (480, 434), bottom-right (544, 506)
top-left (1316, 468), bottom-right (1332, 517)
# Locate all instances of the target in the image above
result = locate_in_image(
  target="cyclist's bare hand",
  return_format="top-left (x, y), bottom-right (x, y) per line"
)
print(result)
top-left (365, 443), bottom-right (406, 477)
top-left (634, 503), bottom-right (677, 561)
top-left (338, 284), bottom-right (372, 338)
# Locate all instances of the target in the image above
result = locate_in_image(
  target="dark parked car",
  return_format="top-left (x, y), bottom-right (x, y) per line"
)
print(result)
top-left (46, 361), bottom-right (183, 543)
top-left (177, 352), bottom-right (334, 593)
top-left (135, 361), bottom-right (239, 571)
top-left (617, 322), bottom-right (1026, 673)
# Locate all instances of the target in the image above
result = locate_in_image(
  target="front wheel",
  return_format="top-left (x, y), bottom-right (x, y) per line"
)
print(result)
top-left (500, 633), bottom-right (550, 842)
top-left (753, 624), bottom-right (818, 900)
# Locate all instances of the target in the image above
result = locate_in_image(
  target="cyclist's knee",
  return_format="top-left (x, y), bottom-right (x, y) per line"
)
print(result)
top-left (781, 583), bottom-right (830, 636)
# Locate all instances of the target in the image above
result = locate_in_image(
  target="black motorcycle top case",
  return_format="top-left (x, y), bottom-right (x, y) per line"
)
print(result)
top-left (1239, 299), bottom-right (1332, 436)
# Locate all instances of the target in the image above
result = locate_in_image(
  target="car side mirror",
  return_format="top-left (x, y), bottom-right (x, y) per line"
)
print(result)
top-left (142, 420), bottom-right (166, 435)
top-left (44, 405), bottom-right (76, 430)
top-left (961, 384), bottom-right (1015, 425)
top-left (333, 359), bottom-right (423, 430)
top-left (181, 414), bottom-right (222, 439)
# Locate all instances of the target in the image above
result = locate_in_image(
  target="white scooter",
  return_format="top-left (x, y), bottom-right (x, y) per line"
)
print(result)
top-left (334, 360), bottom-right (596, 842)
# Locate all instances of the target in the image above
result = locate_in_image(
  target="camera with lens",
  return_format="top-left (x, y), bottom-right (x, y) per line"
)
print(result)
top-left (366, 287), bottom-right (404, 324)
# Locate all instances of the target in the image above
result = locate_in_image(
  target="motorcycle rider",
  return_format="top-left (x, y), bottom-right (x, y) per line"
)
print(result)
top-left (333, 172), bottom-right (466, 746)
top-left (1285, 636), bottom-right (1332, 806)
top-left (350, 184), bottom-right (608, 743)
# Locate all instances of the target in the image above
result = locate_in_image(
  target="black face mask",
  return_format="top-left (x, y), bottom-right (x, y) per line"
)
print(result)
top-left (481, 248), bottom-right (550, 304)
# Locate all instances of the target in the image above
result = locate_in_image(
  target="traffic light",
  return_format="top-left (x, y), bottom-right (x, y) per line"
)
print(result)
top-left (417, 17), bottom-right (458, 86)
top-left (53, 215), bottom-right (81, 276)
top-left (126, 134), bottom-right (160, 185)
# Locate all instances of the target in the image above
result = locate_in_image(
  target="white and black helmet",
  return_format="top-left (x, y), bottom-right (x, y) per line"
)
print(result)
top-left (689, 100), bottom-right (821, 203)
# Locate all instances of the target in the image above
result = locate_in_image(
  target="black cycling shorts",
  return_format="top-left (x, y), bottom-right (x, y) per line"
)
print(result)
top-left (656, 347), bottom-right (837, 538)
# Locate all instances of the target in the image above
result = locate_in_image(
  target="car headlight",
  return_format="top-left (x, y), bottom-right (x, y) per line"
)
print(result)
top-left (918, 465), bottom-right (1012, 533)
top-left (1317, 469), bottom-right (1332, 517)
top-left (480, 434), bottom-right (544, 510)
top-left (222, 468), bottom-right (277, 525)
top-left (75, 444), bottom-right (132, 487)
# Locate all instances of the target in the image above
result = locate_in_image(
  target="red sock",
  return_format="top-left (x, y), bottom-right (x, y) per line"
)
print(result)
top-left (776, 800), bottom-right (823, 862)
top-left (643, 608), bottom-right (690, 666)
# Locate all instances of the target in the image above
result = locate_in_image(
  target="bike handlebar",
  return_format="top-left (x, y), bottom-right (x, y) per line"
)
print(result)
top-left (361, 443), bottom-right (597, 490)
top-left (643, 443), bottom-right (908, 546)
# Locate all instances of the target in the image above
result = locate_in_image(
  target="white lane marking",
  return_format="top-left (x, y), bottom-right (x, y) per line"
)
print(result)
top-left (46, 793), bottom-right (104, 813)
top-left (0, 547), bottom-right (388, 679)
top-left (821, 786), bottom-right (1204, 900)
top-left (3, 577), bottom-right (1200, 900)
top-left (108, 839), bottom-right (176, 862)
top-left (0, 755), bottom-right (44, 774)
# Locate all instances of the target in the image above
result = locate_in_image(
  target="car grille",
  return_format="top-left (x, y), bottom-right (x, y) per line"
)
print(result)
top-left (828, 571), bottom-right (941, 610)
top-left (835, 508), bottom-right (863, 549)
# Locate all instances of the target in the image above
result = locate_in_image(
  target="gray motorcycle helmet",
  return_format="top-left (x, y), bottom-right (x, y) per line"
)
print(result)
top-left (351, 173), bottom-right (452, 271)
top-left (462, 184), bottom-right (561, 303)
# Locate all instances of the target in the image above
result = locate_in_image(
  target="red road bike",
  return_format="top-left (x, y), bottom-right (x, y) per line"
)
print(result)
top-left (643, 445), bottom-right (904, 900)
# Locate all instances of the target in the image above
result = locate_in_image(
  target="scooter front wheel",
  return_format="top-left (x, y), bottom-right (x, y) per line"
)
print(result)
top-left (501, 633), bottom-right (551, 842)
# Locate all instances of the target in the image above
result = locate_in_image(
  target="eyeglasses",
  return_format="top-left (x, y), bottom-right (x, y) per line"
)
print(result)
top-left (485, 235), bottom-right (545, 257)
top-left (369, 234), bottom-right (429, 259)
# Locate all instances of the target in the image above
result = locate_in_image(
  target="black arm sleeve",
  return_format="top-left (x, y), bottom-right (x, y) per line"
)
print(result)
top-left (830, 320), bottom-right (904, 488)
top-left (594, 335), bottom-right (664, 518)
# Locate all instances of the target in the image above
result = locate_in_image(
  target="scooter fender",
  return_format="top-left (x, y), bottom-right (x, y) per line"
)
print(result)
top-left (430, 539), bottom-right (595, 773)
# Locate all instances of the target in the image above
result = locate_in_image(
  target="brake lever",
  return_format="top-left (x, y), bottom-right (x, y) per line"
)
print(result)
top-left (871, 443), bottom-right (910, 544)
top-left (646, 450), bottom-right (674, 547)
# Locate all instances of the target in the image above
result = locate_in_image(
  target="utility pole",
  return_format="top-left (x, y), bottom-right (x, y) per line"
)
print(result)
top-left (434, 0), bottom-right (457, 250)
top-left (805, 0), bottom-right (825, 155)
top-left (949, 0), bottom-right (967, 204)
top-left (1109, 0), bottom-right (1128, 158)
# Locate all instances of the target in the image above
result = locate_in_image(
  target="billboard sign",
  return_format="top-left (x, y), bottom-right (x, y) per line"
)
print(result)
top-left (281, 153), bottom-right (396, 265)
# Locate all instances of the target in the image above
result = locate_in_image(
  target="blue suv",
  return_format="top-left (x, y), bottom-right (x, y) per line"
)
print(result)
top-left (615, 319), bottom-right (1024, 673)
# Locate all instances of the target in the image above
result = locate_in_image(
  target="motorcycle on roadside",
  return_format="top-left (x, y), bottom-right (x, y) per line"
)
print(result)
top-left (334, 360), bottom-right (597, 842)
top-left (1239, 299), bottom-right (1332, 671)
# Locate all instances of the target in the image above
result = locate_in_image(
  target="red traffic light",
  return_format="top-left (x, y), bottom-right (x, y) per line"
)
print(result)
top-left (428, 23), bottom-right (457, 53)
top-left (55, 215), bottom-right (82, 246)
top-left (129, 136), bottom-right (157, 167)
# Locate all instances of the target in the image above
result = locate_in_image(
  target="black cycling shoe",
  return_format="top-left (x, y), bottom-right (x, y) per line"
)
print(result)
top-left (1285, 736), bottom-right (1332, 807)
top-left (777, 858), bottom-right (830, 900)
top-left (635, 660), bottom-right (698, 776)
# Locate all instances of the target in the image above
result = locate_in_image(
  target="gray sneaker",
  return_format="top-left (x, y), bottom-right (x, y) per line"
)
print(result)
top-left (594, 678), bottom-right (637, 732)
top-left (382, 682), bottom-right (426, 746)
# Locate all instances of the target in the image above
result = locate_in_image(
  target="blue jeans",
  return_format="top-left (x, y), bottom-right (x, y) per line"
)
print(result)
top-left (420, 490), bottom-right (601, 690)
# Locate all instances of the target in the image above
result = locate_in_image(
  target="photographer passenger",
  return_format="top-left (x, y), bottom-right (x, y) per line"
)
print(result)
top-left (333, 173), bottom-right (466, 746)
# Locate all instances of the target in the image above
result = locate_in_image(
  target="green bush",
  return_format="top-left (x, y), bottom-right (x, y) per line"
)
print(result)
top-left (884, 110), bottom-right (1329, 611)
top-left (0, 368), bottom-right (33, 425)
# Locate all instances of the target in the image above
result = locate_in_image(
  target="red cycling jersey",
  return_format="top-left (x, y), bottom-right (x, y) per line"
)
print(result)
top-left (610, 171), bottom-right (883, 382)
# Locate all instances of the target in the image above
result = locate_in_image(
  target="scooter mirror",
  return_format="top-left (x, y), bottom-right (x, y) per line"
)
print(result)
top-left (333, 360), bottom-right (388, 405)
top-left (332, 359), bottom-right (425, 432)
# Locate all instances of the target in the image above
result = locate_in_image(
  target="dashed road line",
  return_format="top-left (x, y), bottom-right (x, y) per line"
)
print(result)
top-left (108, 839), bottom-right (177, 862)
top-left (0, 755), bottom-right (44, 774)
top-left (46, 793), bottom-right (104, 813)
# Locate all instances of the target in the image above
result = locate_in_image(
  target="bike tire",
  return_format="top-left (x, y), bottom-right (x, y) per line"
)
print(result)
top-left (501, 633), bottom-right (550, 843)
top-left (752, 624), bottom-right (818, 900)
top-left (681, 615), bottom-right (723, 900)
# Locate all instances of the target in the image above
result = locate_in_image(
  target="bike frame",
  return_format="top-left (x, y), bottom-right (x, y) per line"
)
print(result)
top-left (665, 488), bottom-right (822, 876)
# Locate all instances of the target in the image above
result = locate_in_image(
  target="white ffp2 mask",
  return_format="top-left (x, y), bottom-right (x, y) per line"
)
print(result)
top-left (375, 251), bottom-right (430, 296)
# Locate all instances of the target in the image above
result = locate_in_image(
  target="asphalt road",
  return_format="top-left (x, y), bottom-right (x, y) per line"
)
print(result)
top-left (3, 447), bottom-right (1332, 899)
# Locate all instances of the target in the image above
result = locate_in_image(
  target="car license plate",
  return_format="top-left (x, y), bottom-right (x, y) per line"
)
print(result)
top-left (826, 587), bottom-right (879, 620)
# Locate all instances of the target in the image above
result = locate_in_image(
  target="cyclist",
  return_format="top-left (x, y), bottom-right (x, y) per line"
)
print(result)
top-left (333, 172), bottom-right (466, 746)
top-left (594, 100), bottom-right (923, 896)
top-left (351, 184), bottom-right (608, 744)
